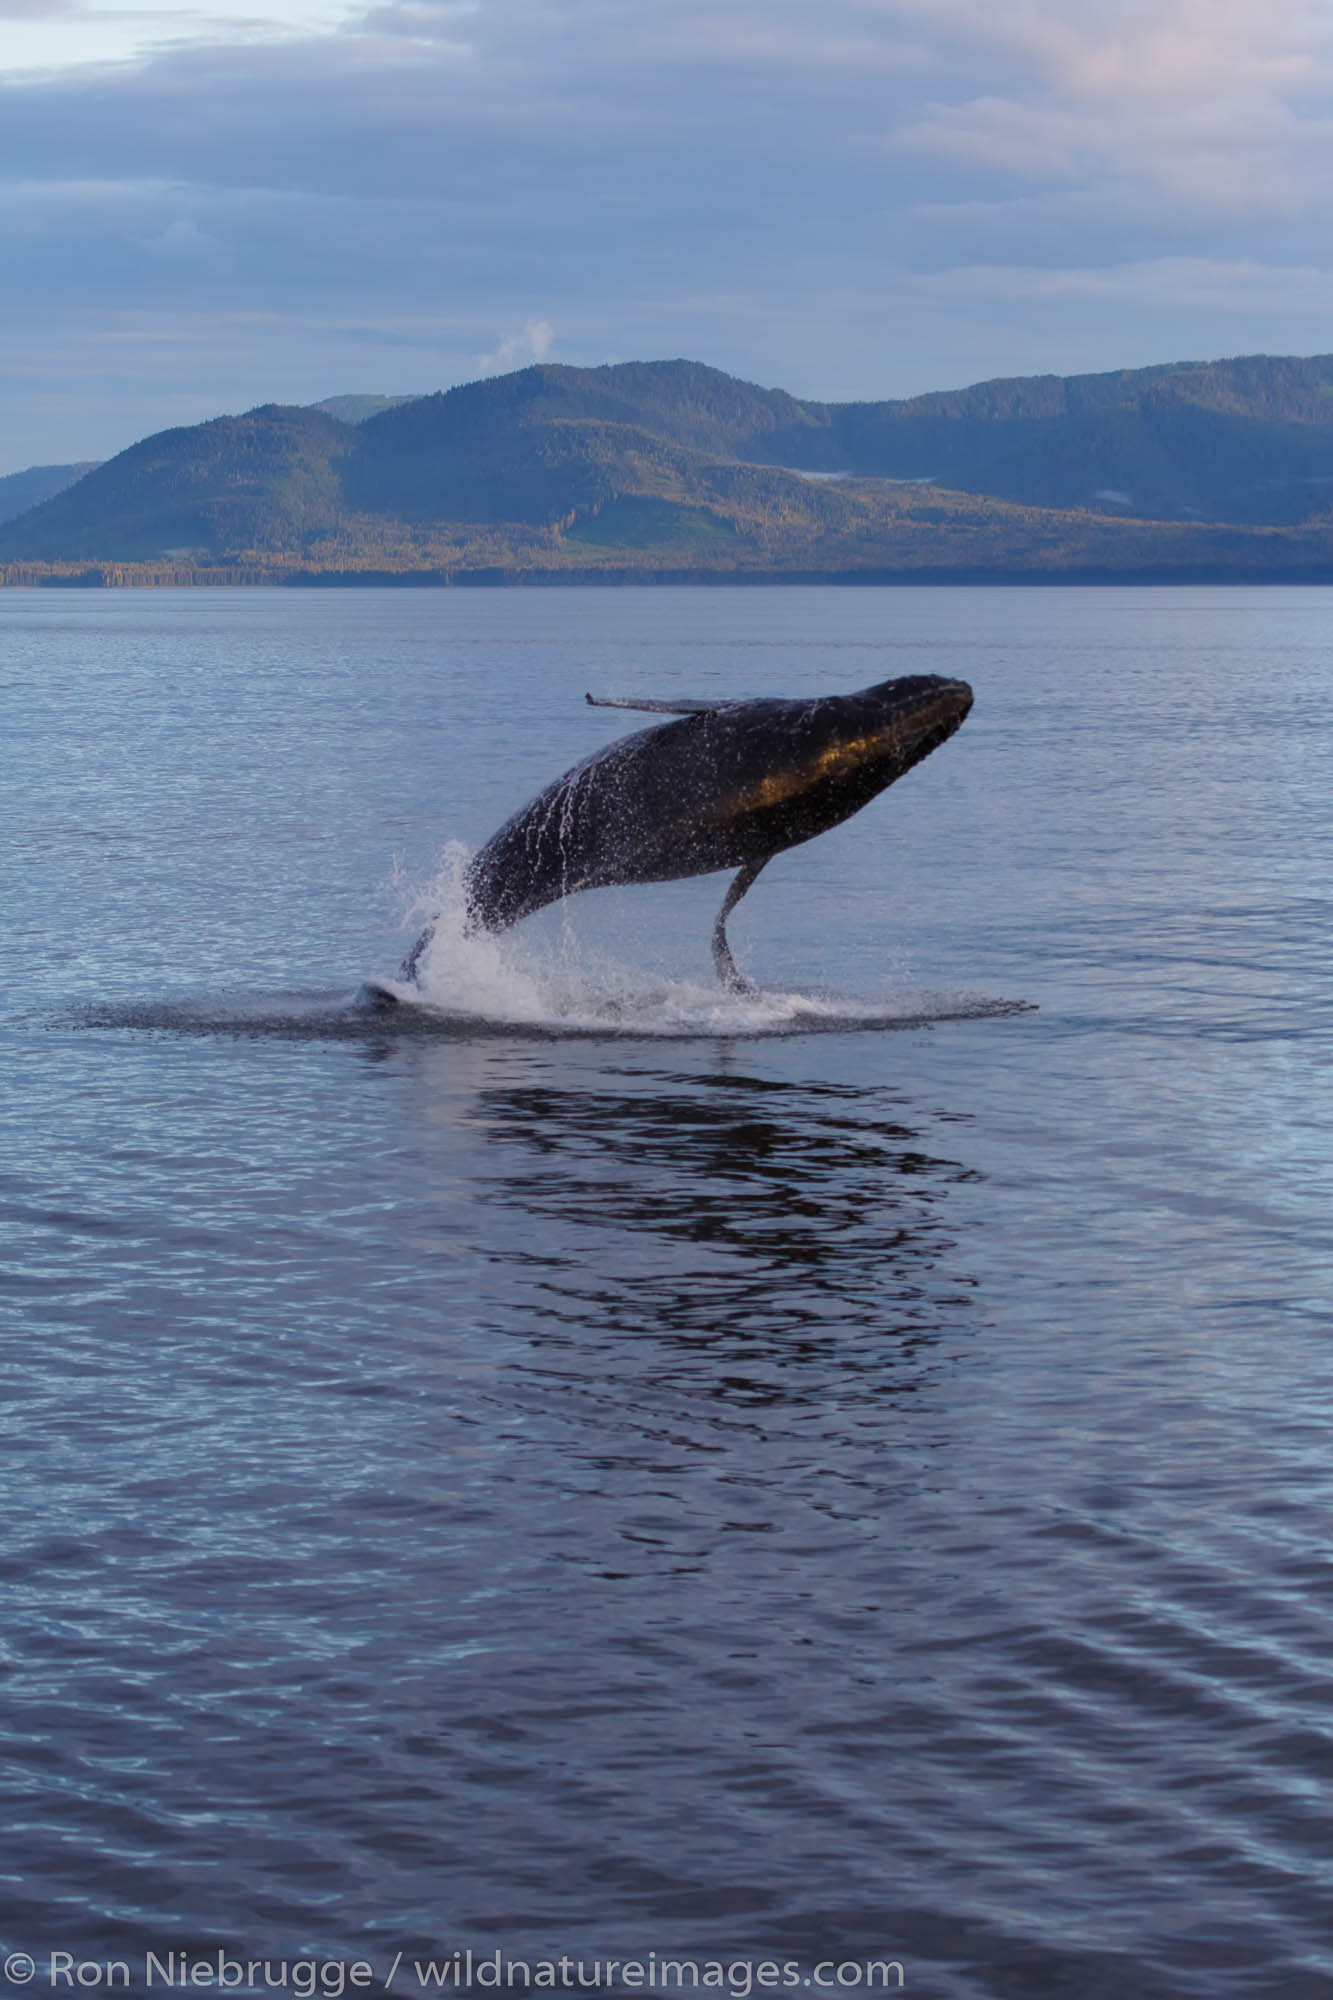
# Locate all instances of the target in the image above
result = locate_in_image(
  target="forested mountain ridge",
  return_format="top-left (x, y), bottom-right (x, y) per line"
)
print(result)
top-left (751, 353), bottom-right (1333, 521)
top-left (6, 353), bottom-right (1333, 578)
top-left (342, 352), bottom-right (1333, 523)
top-left (1, 407), bottom-right (356, 560)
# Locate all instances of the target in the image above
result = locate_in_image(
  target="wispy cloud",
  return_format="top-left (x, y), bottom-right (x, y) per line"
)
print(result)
top-left (0, 0), bottom-right (360, 72)
top-left (885, 0), bottom-right (1333, 212)
top-left (477, 318), bottom-right (554, 375)
top-left (906, 255), bottom-right (1333, 309)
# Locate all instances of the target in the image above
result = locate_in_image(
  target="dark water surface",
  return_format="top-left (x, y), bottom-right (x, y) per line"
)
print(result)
top-left (3, 587), bottom-right (1332, 2000)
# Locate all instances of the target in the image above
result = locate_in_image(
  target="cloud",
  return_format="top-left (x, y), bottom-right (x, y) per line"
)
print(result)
top-left (875, 0), bottom-right (1324, 99)
top-left (621, 6), bottom-right (928, 75)
top-left (928, 255), bottom-right (1333, 315)
top-left (893, 96), bottom-right (1087, 179)
top-left (139, 215), bottom-right (220, 257)
top-left (355, 0), bottom-right (476, 40)
top-left (0, 0), bottom-right (362, 72)
top-left (882, 0), bottom-right (1333, 213)
top-left (477, 318), bottom-right (554, 375)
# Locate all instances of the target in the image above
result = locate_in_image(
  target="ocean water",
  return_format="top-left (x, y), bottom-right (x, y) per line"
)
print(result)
top-left (2, 584), bottom-right (1331, 2000)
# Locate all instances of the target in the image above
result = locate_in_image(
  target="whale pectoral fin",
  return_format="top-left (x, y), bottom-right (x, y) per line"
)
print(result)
top-left (712, 858), bottom-right (767, 995)
top-left (585, 693), bottom-right (723, 715)
top-left (400, 920), bottom-right (435, 983)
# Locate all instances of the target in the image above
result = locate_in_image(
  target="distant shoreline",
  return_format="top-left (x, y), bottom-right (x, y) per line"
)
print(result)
top-left (8, 563), bottom-right (1333, 589)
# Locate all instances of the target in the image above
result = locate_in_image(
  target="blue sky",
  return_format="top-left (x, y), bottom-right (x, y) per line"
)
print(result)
top-left (5, 0), bottom-right (1333, 469)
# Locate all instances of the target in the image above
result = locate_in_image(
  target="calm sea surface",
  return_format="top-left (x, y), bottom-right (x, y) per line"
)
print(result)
top-left (2, 585), bottom-right (1332, 2000)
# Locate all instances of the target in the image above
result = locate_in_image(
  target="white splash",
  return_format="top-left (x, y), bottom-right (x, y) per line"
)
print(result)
top-left (387, 843), bottom-right (1023, 1038)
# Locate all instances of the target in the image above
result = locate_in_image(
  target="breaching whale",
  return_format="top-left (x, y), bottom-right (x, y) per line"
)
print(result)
top-left (390, 672), bottom-right (972, 998)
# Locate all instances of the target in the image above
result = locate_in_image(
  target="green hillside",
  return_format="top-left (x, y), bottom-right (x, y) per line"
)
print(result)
top-left (2, 406), bottom-right (354, 560)
top-left (356, 361), bottom-right (816, 464)
top-left (800, 357), bottom-right (1333, 523)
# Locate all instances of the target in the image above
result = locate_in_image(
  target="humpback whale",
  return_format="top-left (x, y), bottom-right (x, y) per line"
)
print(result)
top-left (396, 673), bottom-right (972, 997)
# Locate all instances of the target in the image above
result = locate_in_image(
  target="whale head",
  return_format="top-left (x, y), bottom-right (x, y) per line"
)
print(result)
top-left (709, 673), bottom-right (973, 837)
top-left (836, 672), bottom-right (974, 779)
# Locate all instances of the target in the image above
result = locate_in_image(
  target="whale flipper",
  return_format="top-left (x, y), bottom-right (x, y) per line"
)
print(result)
top-left (585, 693), bottom-right (723, 715)
top-left (712, 857), bottom-right (767, 995)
